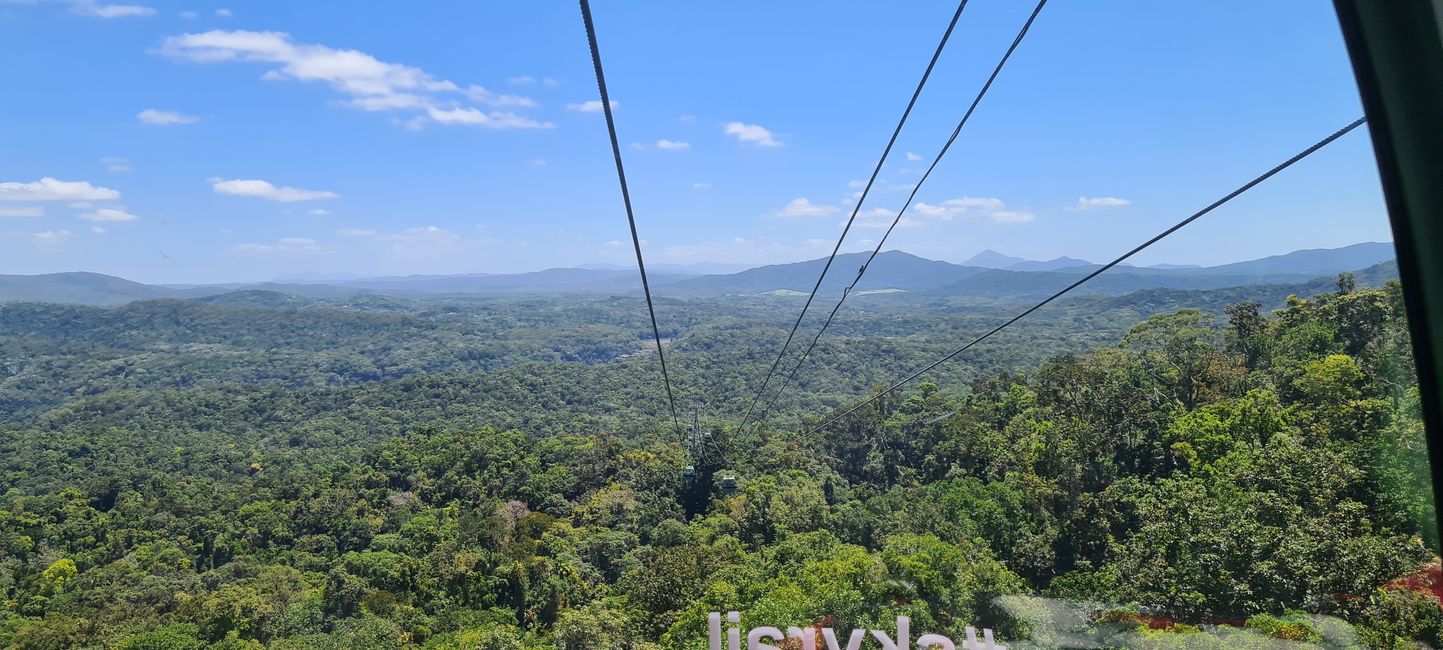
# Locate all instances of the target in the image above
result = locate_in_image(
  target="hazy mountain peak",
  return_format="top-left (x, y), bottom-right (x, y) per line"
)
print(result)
top-left (962, 249), bottom-right (1029, 269)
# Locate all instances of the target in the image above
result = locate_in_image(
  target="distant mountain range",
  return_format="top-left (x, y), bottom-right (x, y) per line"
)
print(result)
top-left (0, 242), bottom-right (1399, 306)
top-left (961, 249), bottom-right (1094, 271)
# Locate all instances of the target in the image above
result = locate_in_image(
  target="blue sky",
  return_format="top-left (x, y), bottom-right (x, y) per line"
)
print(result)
top-left (0, 0), bottom-right (1391, 283)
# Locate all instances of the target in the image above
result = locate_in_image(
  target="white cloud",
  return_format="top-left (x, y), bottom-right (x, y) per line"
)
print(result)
top-left (179, 9), bottom-right (197, 18)
top-left (211, 178), bottom-right (339, 202)
top-left (159, 30), bottom-right (546, 130)
top-left (507, 75), bottom-right (536, 85)
top-left (80, 207), bottom-right (138, 222)
top-left (852, 207), bottom-right (922, 230)
top-left (137, 108), bottom-right (199, 125)
top-left (905, 152), bottom-right (922, 162)
top-left (724, 122), bottom-right (781, 147)
top-left (0, 178), bottom-right (120, 201)
top-left (418, 106), bottom-right (552, 129)
top-left (527, 159), bottom-right (547, 167)
top-left (68, 1), bottom-right (154, 18)
top-left (336, 228), bottom-right (376, 237)
top-left (950, 197), bottom-right (1006, 210)
top-left (33, 230), bottom-right (74, 245)
top-left (692, 182), bottom-right (711, 190)
top-left (0, 206), bottom-right (44, 218)
top-left (32, 229), bottom-right (74, 247)
top-left (90, 226), bottom-right (107, 234)
top-left (567, 99), bottom-right (617, 112)
top-left (348, 94), bottom-right (427, 111)
top-left (656, 139), bottom-right (690, 150)
top-left (463, 85), bottom-right (536, 108)
top-left (911, 196), bottom-right (1032, 223)
top-left (69, 201), bottom-right (92, 208)
top-left (214, 7), bottom-right (230, 16)
top-left (629, 142), bottom-right (647, 151)
top-left (542, 77), bottom-right (559, 87)
top-left (308, 208), bottom-right (332, 216)
top-left (774, 197), bottom-right (839, 219)
top-left (912, 203), bottom-right (957, 218)
top-left (1071, 195), bottom-right (1131, 211)
top-left (233, 237), bottom-right (332, 253)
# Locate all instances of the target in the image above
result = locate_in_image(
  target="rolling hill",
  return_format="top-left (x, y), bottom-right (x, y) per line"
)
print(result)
top-left (0, 243), bottom-right (1399, 305)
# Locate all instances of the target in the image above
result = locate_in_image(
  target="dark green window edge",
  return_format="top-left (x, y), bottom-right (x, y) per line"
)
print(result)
top-left (1333, 0), bottom-right (1443, 551)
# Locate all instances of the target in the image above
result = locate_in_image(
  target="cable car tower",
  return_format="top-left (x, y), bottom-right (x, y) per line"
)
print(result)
top-left (680, 401), bottom-right (738, 509)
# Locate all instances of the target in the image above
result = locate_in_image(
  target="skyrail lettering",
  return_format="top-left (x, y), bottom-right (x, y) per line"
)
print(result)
top-left (707, 612), bottom-right (1006, 650)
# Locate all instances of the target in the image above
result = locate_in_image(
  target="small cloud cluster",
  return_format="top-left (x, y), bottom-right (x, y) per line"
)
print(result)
top-left (773, 197), bottom-right (837, 219)
top-left (160, 30), bottom-right (551, 130)
top-left (0, 177), bottom-right (121, 202)
top-left (80, 207), bottom-right (138, 222)
top-left (0, 177), bottom-right (138, 233)
top-left (912, 197), bottom-right (1034, 223)
top-left (211, 178), bottom-right (338, 202)
top-left (631, 139), bottom-right (691, 151)
top-left (1070, 196), bottom-right (1131, 211)
top-left (853, 207), bottom-right (906, 230)
top-left (724, 122), bottom-right (781, 147)
top-left (32, 229), bottom-right (74, 244)
top-left (66, 0), bottom-right (154, 18)
top-left (137, 108), bottom-right (199, 125)
top-left (566, 99), bottom-right (617, 113)
top-left (508, 75), bottom-right (558, 87)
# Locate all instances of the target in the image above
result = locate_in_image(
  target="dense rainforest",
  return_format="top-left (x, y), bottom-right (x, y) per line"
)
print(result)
top-left (0, 274), bottom-right (1438, 648)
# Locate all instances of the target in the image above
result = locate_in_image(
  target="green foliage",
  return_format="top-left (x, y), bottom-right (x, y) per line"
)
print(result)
top-left (0, 283), bottom-right (1435, 647)
top-left (116, 623), bottom-right (206, 650)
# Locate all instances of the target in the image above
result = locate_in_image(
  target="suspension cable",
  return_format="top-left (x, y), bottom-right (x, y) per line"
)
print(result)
top-left (579, 0), bottom-right (682, 437)
top-left (748, 0), bottom-right (1049, 432)
top-left (801, 116), bottom-right (1368, 436)
top-left (736, 0), bottom-right (975, 429)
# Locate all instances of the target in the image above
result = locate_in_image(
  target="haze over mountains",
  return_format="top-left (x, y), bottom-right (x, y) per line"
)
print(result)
top-left (0, 242), bottom-right (1398, 306)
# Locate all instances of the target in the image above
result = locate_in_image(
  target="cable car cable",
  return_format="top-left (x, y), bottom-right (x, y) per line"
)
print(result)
top-left (579, 0), bottom-right (682, 438)
top-left (800, 116), bottom-right (1368, 437)
top-left (748, 0), bottom-right (1048, 432)
top-left (736, 0), bottom-right (975, 429)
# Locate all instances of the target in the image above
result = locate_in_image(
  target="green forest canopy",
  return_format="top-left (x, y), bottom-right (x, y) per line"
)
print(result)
top-left (0, 276), bottom-right (1438, 648)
